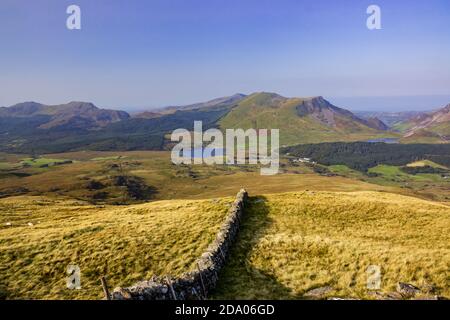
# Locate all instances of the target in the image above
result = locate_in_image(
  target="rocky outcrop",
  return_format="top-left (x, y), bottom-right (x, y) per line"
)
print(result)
top-left (295, 96), bottom-right (380, 130)
top-left (304, 286), bottom-right (334, 299)
top-left (111, 189), bottom-right (248, 300)
top-left (397, 282), bottom-right (421, 298)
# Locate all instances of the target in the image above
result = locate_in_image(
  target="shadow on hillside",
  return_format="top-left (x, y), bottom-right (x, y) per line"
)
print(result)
top-left (212, 196), bottom-right (305, 300)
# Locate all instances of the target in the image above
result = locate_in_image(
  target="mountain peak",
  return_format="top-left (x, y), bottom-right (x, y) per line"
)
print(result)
top-left (296, 96), bottom-right (335, 114)
top-left (13, 101), bottom-right (42, 106)
top-left (0, 102), bottom-right (46, 117)
top-left (241, 92), bottom-right (286, 107)
top-left (231, 93), bottom-right (247, 99)
top-left (0, 101), bottom-right (129, 130)
top-left (250, 92), bottom-right (285, 99)
top-left (295, 96), bottom-right (387, 130)
top-left (309, 95), bottom-right (325, 101)
top-left (64, 101), bottom-right (98, 110)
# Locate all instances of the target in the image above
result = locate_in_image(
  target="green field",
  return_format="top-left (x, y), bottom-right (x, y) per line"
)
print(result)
top-left (0, 162), bottom-right (19, 170)
top-left (328, 165), bottom-right (365, 179)
top-left (20, 157), bottom-right (70, 167)
top-left (368, 165), bottom-right (426, 181)
top-left (90, 156), bottom-right (125, 161)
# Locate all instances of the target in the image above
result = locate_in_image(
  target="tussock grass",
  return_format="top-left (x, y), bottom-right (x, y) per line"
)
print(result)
top-left (0, 196), bottom-right (232, 299)
top-left (214, 191), bottom-right (450, 299)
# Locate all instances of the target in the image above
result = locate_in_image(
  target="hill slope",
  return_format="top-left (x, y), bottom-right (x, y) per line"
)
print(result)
top-left (154, 93), bottom-right (247, 115)
top-left (0, 195), bottom-right (232, 299)
top-left (365, 117), bottom-right (389, 131)
top-left (1, 189), bottom-right (448, 300)
top-left (396, 104), bottom-right (450, 143)
top-left (214, 191), bottom-right (450, 299)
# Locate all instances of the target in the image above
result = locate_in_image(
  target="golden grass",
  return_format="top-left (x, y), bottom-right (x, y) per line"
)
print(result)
top-left (213, 191), bottom-right (450, 299)
top-left (0, 195), bottom-right (232, 300)
top-left (407, 160), bottom-right (448, 169)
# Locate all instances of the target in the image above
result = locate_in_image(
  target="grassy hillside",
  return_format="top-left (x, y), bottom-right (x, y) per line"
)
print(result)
top-left (213, 191), bottom-right (450, 299)
top-left (395, 104), bottom-right (450, 143)
top-left (219, 93), bottom-right (398, 145)
top-left (400, 129), bottom-right (449, 144)
top-left (0, 196), bottom-right (232, 299)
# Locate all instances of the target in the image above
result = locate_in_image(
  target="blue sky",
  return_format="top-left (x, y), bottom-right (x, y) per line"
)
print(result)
top-left (1, 0), bottom-right (449, 111)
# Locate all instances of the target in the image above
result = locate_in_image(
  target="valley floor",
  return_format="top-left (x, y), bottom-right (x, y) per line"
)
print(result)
top-left (1, 150), bottom-right (442, 203)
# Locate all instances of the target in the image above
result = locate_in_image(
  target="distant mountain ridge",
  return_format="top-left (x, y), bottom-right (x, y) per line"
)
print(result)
top-left (405, 104), bottom-right (450, 129)
top-left (396, 104), bottom-right (450, 143)
top-left (354, 110), bottom-right (423, 127)
top-left (0, 101), bottom-right (130, 130)
top-left (152, 93), bottom-right (247, 114)
top-left (3, 92), bottom-right (448, 154)
top-left (0, 102), bottom-right (46, 117)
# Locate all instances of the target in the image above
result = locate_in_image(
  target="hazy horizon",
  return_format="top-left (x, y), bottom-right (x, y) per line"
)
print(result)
top-left (2, 93), bottom-right (449, 113)
top-left (1, 0), bottom-right (449, 110)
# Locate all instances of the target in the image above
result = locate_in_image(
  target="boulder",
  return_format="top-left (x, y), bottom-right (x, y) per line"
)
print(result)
top-left (397, 282), bottom-right (421, 298)
top-left (304, 286), bottom-right (333, 298)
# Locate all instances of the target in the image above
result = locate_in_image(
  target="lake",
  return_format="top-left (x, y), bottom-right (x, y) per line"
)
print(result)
top-left (366, 138), bottom-right (399, 144)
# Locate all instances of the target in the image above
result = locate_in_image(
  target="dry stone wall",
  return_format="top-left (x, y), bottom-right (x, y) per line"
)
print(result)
top-left (111, 189), bottom-right (248, 300)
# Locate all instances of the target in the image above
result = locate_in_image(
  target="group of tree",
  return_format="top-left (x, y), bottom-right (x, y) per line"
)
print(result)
top-left (283, 142), bottom-right (450, 172)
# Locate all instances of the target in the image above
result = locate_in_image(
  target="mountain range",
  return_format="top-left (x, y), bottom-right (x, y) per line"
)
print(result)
top-left (0, 93), bottom-right (448, 154)
top-left (0, 101), bottom-right (129, 130)
top-left (216, 93), bottom-right (392, 145)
